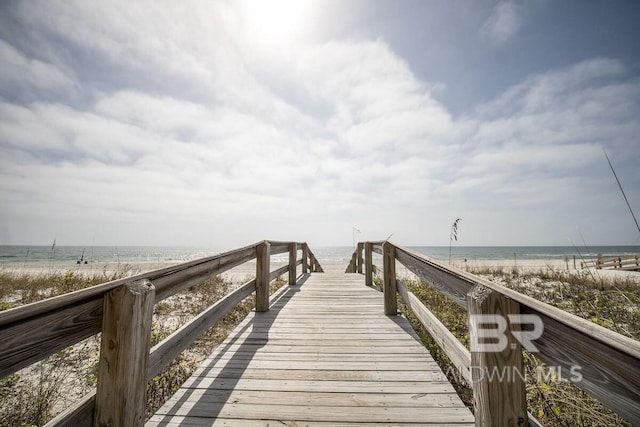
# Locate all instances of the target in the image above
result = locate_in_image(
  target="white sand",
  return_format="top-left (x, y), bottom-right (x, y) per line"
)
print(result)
top-left (1, 257), bottom-right (637, 284)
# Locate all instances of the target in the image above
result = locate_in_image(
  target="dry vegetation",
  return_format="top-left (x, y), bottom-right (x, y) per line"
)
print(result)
top-left (391, 267), bottom-right (639, 427)
top-left (2, 265), bottom-right (637, 427)
top-left (0, 268), bottom-right (286, 426)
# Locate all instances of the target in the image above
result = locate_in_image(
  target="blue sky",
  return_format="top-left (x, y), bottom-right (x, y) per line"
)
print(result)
top-left (1, 0), bottom-right (639, 247)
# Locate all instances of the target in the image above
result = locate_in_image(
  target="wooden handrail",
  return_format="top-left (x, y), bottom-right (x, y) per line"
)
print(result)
top-left (0, 240), bottom-right (322, 427)
top-left (351, 240), bottom-right (640, 425)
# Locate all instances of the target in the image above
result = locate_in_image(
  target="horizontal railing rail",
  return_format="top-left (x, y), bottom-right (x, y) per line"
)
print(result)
top-left (581, 254), bottom-right (640, 270)
top-left (0, 240), bottom-right (322, 427)
top-left (349, 241), bottom-right (640, 426)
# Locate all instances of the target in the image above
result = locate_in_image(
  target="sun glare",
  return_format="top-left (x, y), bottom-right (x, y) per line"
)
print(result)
top-left (240, 0), bottom-right (309, 43)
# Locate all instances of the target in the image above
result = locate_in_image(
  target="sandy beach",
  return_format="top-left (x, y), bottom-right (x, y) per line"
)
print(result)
top-left (1, 256), bottom-right (637, 283)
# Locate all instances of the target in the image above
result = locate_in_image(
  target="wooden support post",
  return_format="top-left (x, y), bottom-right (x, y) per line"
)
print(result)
top-left (94, 280), bottom-right (155, 427)
top-left (256, 241), bottom-right (270, 312)
top-left (467, 285), bottom-right (527, 427)
top-left (383, 242), bottom-right (397, 315)
top-left (356, 242), bottom-right (364, 274)
top-left (365, 242), bottom-right (373, 286)
top-left (288, 242), bottom-right (297, 285)
top-left (302, 243), bottom-right (309, 274)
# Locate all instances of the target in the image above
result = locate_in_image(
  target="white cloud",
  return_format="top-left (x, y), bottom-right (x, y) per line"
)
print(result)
top-left (0, 39), bottom-right (74, 96)
top-left (476, 58), bottom-right (627, 117)
top-left (481, 2), bottom-right (521, 45)
top-left (1, 1), bottom-right (639, 246)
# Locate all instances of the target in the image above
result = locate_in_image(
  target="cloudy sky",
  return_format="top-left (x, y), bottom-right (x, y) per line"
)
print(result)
top-left (1, 0), bottom-right (639, 247)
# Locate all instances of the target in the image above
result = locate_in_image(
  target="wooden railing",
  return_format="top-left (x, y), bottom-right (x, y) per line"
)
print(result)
top-left (348, 241), bottom-right (640, 426)
top-left (0, 240), bottom-right (322, 427)
top-left (581, 254), bottom-right (640, 271)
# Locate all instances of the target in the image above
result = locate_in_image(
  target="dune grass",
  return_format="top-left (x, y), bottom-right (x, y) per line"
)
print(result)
top-left (0, 268), bottom-right (286, 426)
top-left (2, 266), bottom-right (637, 426)
top-left (396, 268), bottom-right (638, 427)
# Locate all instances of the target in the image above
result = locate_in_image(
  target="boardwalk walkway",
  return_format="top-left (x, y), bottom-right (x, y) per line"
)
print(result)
top-left (148, 273), bottom-right (474, 426)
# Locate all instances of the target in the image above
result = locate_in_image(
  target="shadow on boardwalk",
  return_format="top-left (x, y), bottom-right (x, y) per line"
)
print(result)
top-left (151, 275), bottom-right (309, 423)
top-left (148, 272), bottom-right (473, 425)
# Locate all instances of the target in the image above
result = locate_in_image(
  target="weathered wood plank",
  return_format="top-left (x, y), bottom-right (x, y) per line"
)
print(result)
top-left (152, 246), bottom-right (256, 301)
top-left (255, 242), bottom-right (270, 312)
top-left (232, 325), bottom-right (419, 333)
top-left (288, 242), bottom-right (297, 285)
top-left (369, 241), bottom-right (384, 256)
top-left (147, 281), bottom-right (254, 380)
top-left (365, 242), bottom-right (373, 286)
top-left (0, 242), bottom-right (264, 377)
top-left (0, 242), bottom-right (262, 327)
top-left (395, 246), bottom-right (472, 308)
top-left (523, 307), bottom-right (640, 423)
top-left (268, 264), bottom-right (289, 281)
top-left (207, 352), bottom-right (435, 362)
top-left (302, 243), bottom-right (309, 274)
top-left (308, 247), bottom-right (324, 272)
top-left (467, 284), bottom-right (526, 427)
top-left (0, 298), bottom-right (103, 378)
top-left (198, 359), bottom-right (441, 371)
top-left (148, 418), bottom-right (469, 427)
top-left (204, 344), bottom-right (433, 355)
top-left (180, 377), bottom-right (462, 393)
top-left (151, 272), bottom-right (473, 425)
top-left (397, 280), bottom-right (471, 382)
top-left (156, 389), bottom-right (464, 408)
top-left (383, 242), bottom-right (397, 315)
top-left (215, 339), bottom-right (429, 348)
top-left (95, 280), bottom-right (155, 427)
top-left (265, 240), bottom-right (289, 255)
top-left (218, 332), bottom-right (421, 342)
top-left (188, 368), bottom-right (443, 381)
top-left (44, 393), bottom-right (94, 427)
top-left (153, 402), bottom-right (474, 423)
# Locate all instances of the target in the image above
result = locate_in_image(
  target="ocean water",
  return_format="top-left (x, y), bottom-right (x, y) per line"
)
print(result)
top-left (0, 245), bottom-right (638, 265)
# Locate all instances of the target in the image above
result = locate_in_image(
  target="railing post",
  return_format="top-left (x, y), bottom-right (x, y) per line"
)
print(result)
top-left (382, 242), bottom-right (397, 315)
top-left (288, 242), bottom-right (297, 285)
top-left (356, 242), bottom-right (364, 273)
top-left (256, 241), bottom-right (270, 312)
top-left (302, 243), bottom-right (309, 274)
top-left (94, 280), bottom-right (155, 427)
top-left (365, 242), bottom-right (373, 286)
top-left (467, 284), bottom-right (527, 427)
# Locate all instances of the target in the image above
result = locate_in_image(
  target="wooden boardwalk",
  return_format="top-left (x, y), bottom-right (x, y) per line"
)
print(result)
top-left (148, 273), bottom-right (474, 426)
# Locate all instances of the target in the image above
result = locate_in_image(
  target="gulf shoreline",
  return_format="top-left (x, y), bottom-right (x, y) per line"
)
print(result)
top-left (1, 257), bottom-right (637, 283)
